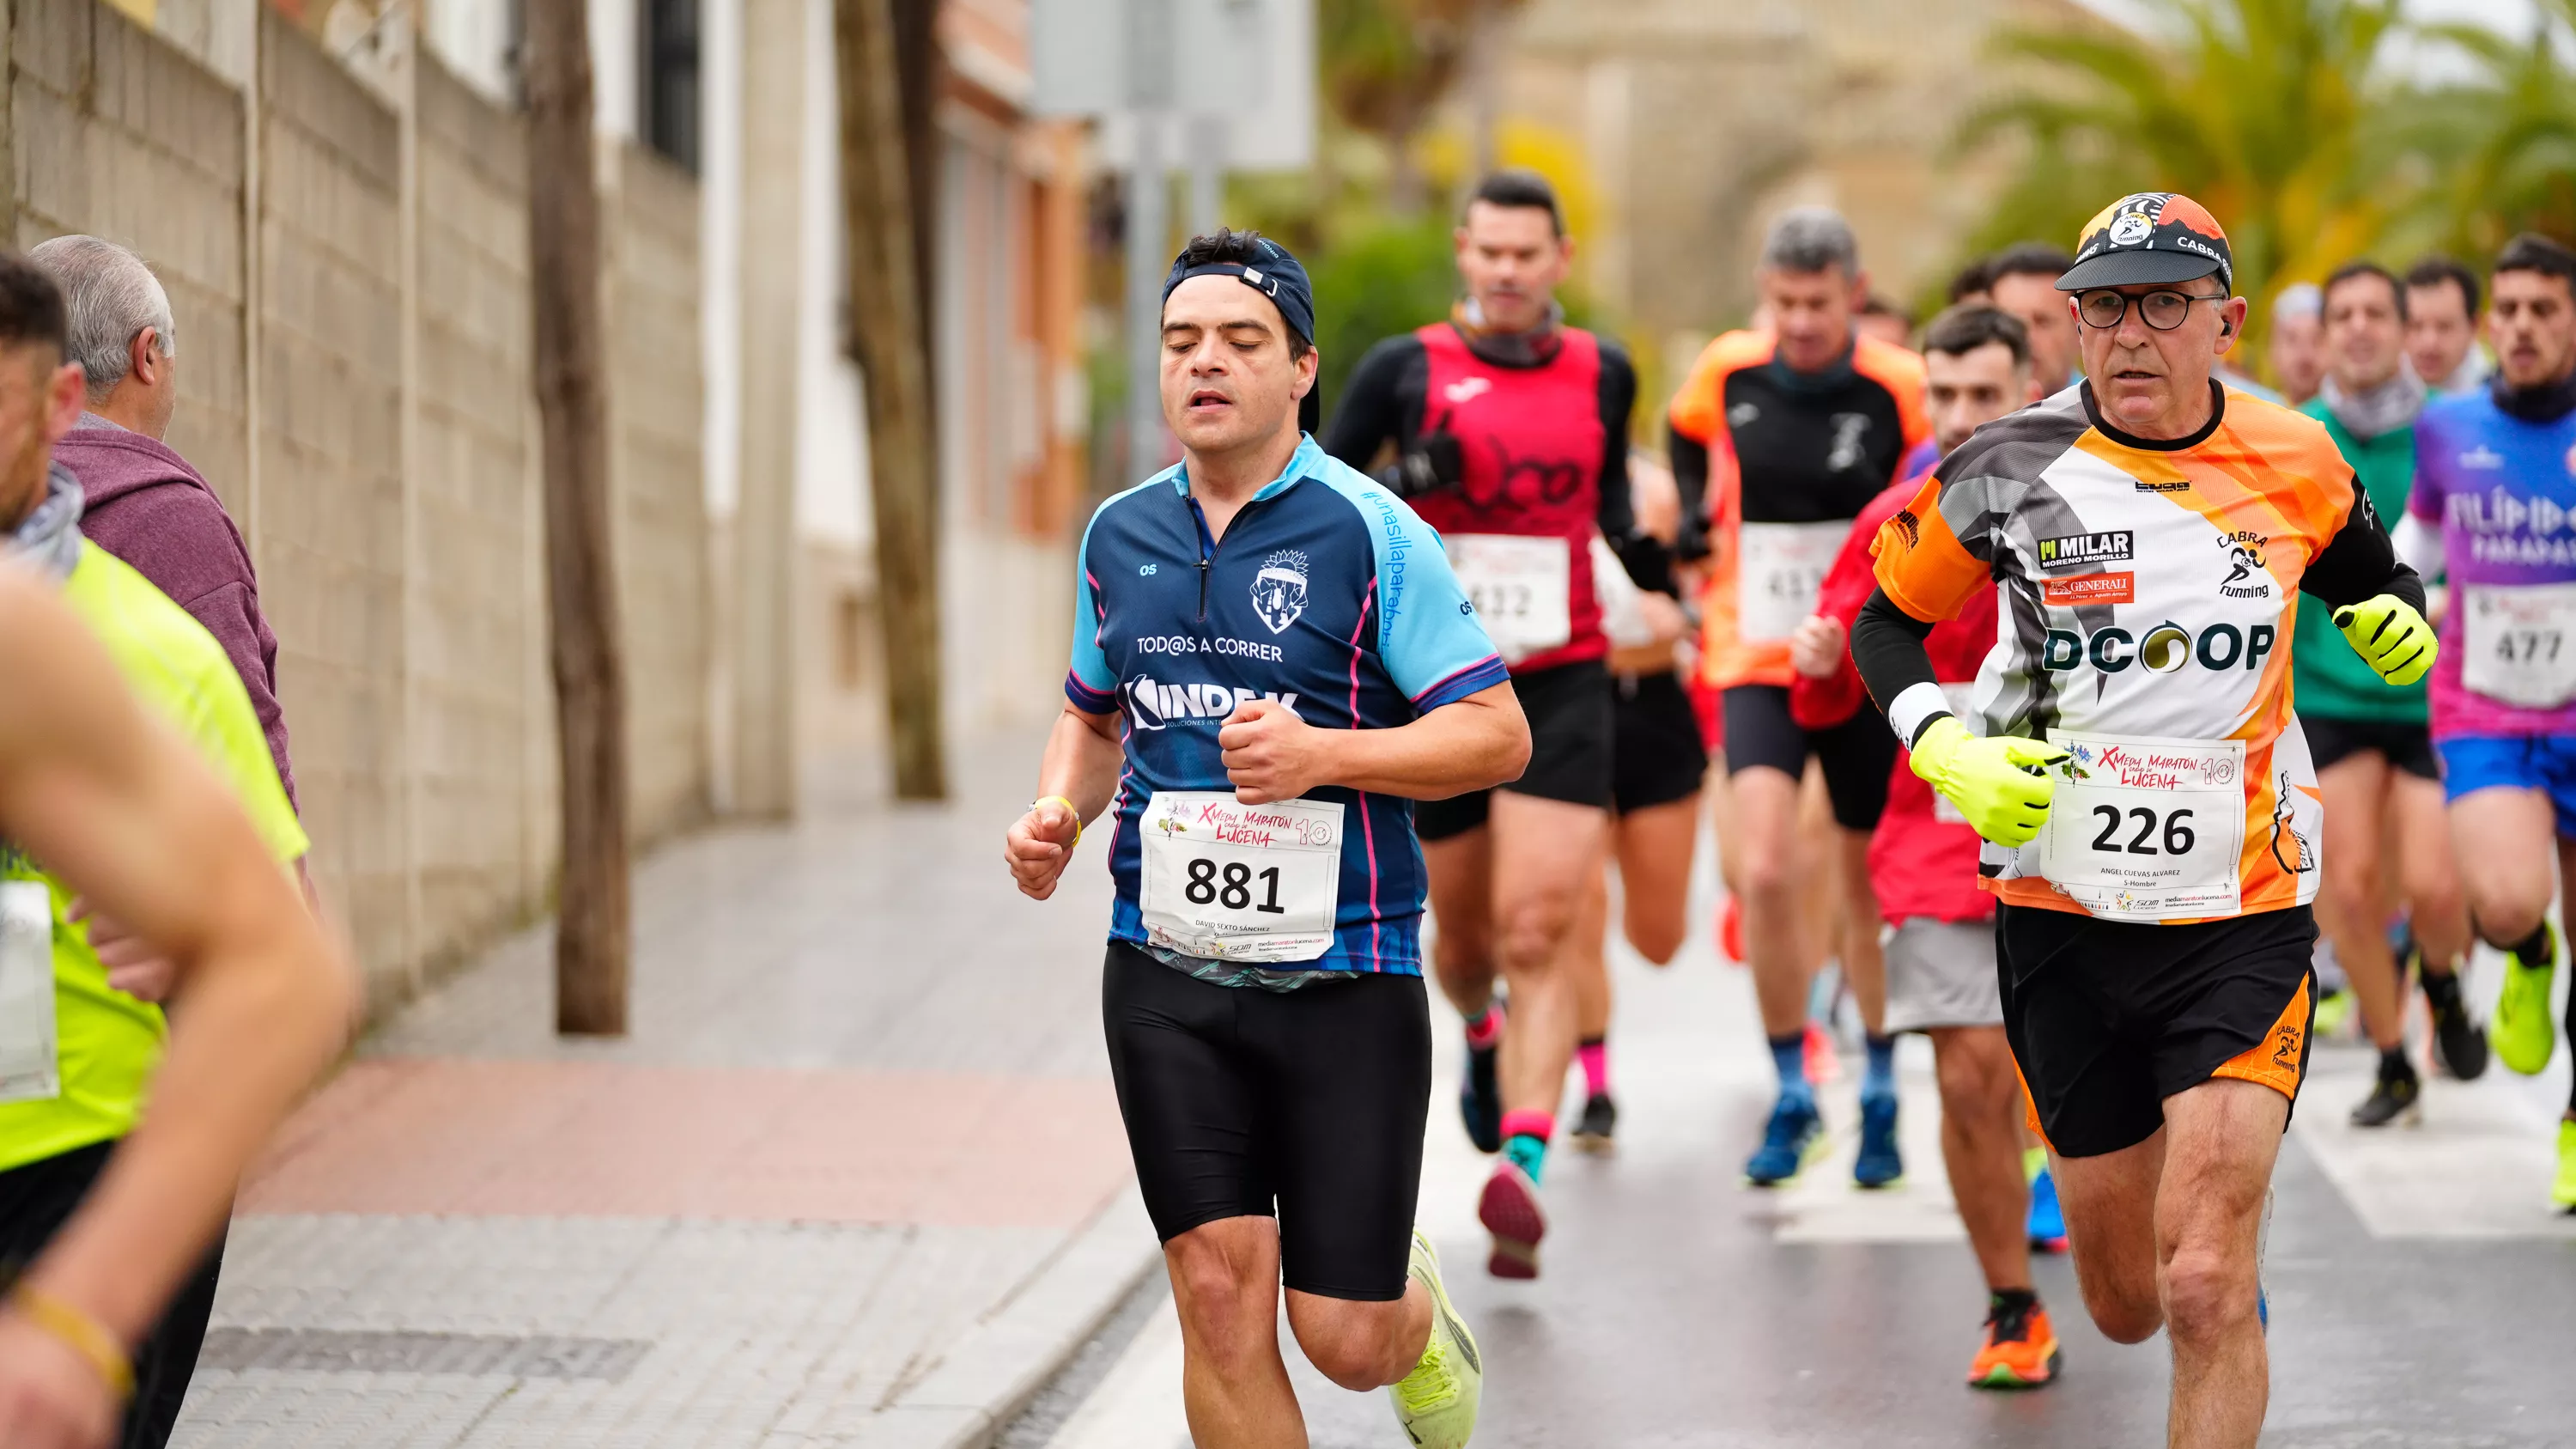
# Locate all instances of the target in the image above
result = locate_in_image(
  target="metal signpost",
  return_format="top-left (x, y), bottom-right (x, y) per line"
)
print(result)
top-left (1031, 0), bottom-right (1315, 480)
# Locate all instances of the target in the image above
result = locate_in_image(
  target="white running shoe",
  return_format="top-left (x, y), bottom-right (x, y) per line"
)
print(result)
top-left (1388, 1228), bottom-right (1481, 1448)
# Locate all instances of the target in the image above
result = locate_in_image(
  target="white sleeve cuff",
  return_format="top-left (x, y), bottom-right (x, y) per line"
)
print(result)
top-left (2392, 512), bottom-right (2444, 580)
top-left (1886, 680), bottom-right (1954, 747)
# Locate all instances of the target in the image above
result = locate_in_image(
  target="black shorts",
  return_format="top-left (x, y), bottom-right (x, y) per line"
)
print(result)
top-left (1101, 942), bottom-right (1431, 1300)
top-left (1998, 904), bottom-right (2318, 1159)
top-left (1720, 683), bottom-right (1898, 831)
top-left (1613, 670), bottom-right (1710, 815)
top-left (1418, 657), bottom-right (1613, 842)
top-left (0, 1142), bottom-right (228, 1449)
top-left (2301, 714), bottom-right (2439, 781)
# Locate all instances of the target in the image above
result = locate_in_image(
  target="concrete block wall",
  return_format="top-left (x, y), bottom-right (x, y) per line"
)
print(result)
top-left (605, 143), bottom-right (709, 845)
top-left (258, 7), bottom-right (410, 977)
top-left (413, 52), bottom-right (555, 971)
top-left (6, 0), bottom-right (714, 1011)
top-left (12, 0), bottom-right (250, 517)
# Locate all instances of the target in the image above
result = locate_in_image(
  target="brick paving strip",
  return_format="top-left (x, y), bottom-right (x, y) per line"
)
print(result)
top-left (173, 748), bottom-right (1163, 1449)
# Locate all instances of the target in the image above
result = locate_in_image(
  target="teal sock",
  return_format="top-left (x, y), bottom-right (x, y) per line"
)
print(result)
top-left (1863, 1033), bottom-right (1898, 1099)
top-left (1504, 1133), bottom-right (1547, 1185)
top-left (1768, 1032), bottom-right (1812, 1104)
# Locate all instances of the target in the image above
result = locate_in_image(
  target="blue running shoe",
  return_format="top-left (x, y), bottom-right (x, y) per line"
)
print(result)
top-left (2026, 1166), bottom-right (2067, 1252)
top-left (1461, 1038), bottom-right (1501, 1154)
top-left (1855, 1091), bottom-right (1903, 1187)
top-left (1746, 1092), bottom-right (1823, 1185)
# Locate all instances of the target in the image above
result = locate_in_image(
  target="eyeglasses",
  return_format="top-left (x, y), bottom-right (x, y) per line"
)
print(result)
top-left (2074, 289), bottom-right (2230, 332)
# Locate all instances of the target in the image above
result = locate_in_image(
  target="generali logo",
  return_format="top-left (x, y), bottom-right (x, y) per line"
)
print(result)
top-left (2042, 571), bottom-right (2136, 606)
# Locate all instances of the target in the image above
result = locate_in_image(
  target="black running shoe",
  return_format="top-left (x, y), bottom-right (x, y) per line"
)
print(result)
top-left (1571, 1092), bottom-right (1617, 1154)
top-left (2421, 961), bottom-right (2489, 1082)
top-left (1461, 1038), bottom-right (1502, 1153)
top-left (2350, 1056), bottom-right (2422, 1128)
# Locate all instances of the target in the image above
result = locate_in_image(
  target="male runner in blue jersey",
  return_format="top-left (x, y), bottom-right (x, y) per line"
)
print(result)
top-left (1005, 230), bottom-right (1528, 1449)
top-left (2397, 234), bottom-right (2576, 1208)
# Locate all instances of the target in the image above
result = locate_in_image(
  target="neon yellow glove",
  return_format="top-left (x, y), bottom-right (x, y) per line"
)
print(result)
top-left (1908, 715), bottom-right (2070, 848)
top-left (2332, 594), bottom-right (2436, 686)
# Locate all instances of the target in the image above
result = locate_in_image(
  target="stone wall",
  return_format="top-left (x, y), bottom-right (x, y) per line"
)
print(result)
top-left (5, 0), bottom-right (714, 1010)
top-left (605, 143), bottom-right (709, 845)
top-left (258, 7), bottom-right (410, 976)
top-left (12, 0), bottom-right (249, 514)
top-left (413, 52), bottom-right (553, 971)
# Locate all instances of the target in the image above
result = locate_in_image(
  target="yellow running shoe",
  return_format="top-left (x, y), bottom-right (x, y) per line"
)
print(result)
top-left (1388, 1229), bottom-right (1481, 1449)
top-left (2555, 1121), bottom-right (2576, 1214)
top-left (2494, 924), bottom-right (2560, 1076)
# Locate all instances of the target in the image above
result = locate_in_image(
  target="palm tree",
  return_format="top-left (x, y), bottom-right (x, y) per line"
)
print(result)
top-left (2380, 0), bottom-right (2576, 257)
top-left (1957, 0), bottom-right (2403, 355)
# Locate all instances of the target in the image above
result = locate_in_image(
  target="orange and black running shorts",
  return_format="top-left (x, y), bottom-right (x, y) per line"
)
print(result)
top-left (1998, 903), bottom-right (2317, 1159)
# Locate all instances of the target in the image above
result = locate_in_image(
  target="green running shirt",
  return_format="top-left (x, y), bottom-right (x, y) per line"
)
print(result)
top-left (2295, 402), bottom-right (2427, 725)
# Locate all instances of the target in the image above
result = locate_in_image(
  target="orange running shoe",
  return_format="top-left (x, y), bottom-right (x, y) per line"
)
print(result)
top-left (1967, 1294), bottom-right (2059, 1390)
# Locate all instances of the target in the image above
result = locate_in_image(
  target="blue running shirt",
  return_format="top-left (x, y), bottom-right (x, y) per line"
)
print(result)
top-left (1068, 435), bottom-right (1510, 975)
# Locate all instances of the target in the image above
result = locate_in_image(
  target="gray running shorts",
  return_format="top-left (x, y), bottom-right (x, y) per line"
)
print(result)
top-left (1883, 916), bottom-right (2004, 1033)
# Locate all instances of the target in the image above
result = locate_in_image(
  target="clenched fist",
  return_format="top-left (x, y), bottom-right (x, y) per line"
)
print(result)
top-left (1218, 699), bottom-right (1332, 805)
top-left (1004, 796), bottom-right (1083, 900)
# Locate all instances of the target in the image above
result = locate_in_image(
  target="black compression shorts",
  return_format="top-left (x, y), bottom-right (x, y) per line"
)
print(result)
top-left (2300, 714), bottom-right (2439, 782)
top-left (1998, 904), bottom-right (2318, 1159)
top-left (1613, 670), bottom-right (1709, 815)
top-left (1102, 942), bottom-right (1431, 1300)
top-left (1719, 684), bottom-right (1897, 831)
top-left (1418, 658), bottom-right (1613, 842)
top-left (0, 1142), bottom-right (228, 1448)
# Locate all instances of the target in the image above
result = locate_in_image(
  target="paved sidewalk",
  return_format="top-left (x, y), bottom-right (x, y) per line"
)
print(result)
top-left (175, 740), bottom-right (1157, 1449)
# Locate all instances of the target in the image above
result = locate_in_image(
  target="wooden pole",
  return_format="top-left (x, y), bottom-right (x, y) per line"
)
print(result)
top-left (834, 0), bottom-right (948, 801)
top-left (525, 0), bottom-right (632, 1032)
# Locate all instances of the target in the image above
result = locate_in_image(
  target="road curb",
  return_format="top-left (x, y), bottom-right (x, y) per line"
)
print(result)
top-left (861, 1185), bottom-right (1160, 1449)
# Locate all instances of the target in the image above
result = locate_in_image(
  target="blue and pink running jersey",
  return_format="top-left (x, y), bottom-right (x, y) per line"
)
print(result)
top-left (2409, 387), bottom-right (2576, 738)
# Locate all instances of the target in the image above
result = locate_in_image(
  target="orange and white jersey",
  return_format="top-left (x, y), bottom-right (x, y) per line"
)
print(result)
top-left (1871, 382), bottom-right (2368, 922)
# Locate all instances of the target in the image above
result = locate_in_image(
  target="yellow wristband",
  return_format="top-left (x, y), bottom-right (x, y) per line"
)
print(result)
top-left (1034, 795), bottom-right (1082, 846)
top-left (11, 1282), bottom-right (134, 1400)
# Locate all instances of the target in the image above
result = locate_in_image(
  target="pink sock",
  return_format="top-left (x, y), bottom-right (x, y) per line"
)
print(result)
top-left (1498, 1109), bottom-right (1554, 1144)
top-left (1464, 1005), bottom-right (1506, 1049)
top-left (1577, 1038), bottom-right (1609, 1096)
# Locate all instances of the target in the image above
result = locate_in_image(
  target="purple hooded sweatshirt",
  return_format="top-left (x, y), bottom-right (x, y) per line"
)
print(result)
top-left (58, 419), bottom-right (300, 811)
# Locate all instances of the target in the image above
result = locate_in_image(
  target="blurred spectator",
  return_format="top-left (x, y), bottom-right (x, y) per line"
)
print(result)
top-left (1984, 243), bottom-right (2081, 395)
top-left (33, 236), bottom-right (297, 811)
top-left (2405, 254), bottom-right (2490, 396)
top-left (1947, 256), bottom-right (1995, 307)
top-left (1858, 295), bottom-right (1915, 348)
top-left (2268, 281), bottom-right (2326, 405)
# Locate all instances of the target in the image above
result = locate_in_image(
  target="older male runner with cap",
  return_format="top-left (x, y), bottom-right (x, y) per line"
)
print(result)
top-left (1006, 229), bottom-right (1524, 1449)
top-left (1855, 194), bottom-right (2431, 1447)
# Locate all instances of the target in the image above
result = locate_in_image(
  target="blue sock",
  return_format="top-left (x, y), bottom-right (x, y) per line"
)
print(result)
top-left (1768, 1033), bottom-right (1811, 1104)
top-left (1863, 1033), bottom-right (1898, 1100)
top-left (1504, 1133), bottom-right (1547, 1185)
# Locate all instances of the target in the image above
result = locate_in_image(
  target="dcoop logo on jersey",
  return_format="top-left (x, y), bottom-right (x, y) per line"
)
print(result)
top-left (2040, 619), bottom-right (2276, 674)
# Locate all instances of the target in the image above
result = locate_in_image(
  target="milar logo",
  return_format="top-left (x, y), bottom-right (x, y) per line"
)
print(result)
top-left (2218, 529), bottom-right (2270, 599)
top-left (2035, 531), bottom-right (2134, 571)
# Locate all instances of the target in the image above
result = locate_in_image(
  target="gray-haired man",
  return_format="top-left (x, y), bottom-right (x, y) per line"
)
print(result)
top-left (31, 238), bottom-right (295, 819)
